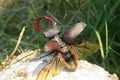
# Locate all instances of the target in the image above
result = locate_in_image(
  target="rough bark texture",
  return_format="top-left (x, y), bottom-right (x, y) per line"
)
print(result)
top-left (0, 49), bottom-right (119, 80)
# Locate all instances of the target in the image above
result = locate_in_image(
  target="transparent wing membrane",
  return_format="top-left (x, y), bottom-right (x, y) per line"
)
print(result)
top-left (35, 55), bottom-right (64, 80)
top-left (69, 41), bottom-right (100, 60)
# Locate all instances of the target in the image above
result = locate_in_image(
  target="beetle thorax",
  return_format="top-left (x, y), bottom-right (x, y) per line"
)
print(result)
top-left (53, 35), bottom-right (74, 62)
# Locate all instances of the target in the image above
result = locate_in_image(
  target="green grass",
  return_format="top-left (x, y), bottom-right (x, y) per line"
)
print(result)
top-left (0, 0), bottom-right (120, 77)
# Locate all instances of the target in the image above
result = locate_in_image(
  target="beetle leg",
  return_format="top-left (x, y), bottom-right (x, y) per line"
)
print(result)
top-left (58, 53), bottom-right (78, 71)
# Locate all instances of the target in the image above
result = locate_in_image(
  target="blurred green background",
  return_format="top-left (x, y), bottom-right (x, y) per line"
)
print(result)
top-left (0, 0), bottom-right (120, 77)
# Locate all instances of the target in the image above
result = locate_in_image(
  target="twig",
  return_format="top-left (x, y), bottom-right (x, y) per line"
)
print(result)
top-left (10, 26), bottom-right (26, 59)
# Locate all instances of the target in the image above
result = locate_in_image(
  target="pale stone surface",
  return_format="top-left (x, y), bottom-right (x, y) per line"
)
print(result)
top-left (0, 50), bottom-right (119, 80)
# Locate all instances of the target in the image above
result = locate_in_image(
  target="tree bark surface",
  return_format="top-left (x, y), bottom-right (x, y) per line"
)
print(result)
top-left (0, 49), bottom-right (119, 80)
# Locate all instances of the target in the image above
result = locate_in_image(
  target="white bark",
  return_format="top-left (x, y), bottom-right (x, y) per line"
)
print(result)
top-left (0, 49), bottom-right (119, 80)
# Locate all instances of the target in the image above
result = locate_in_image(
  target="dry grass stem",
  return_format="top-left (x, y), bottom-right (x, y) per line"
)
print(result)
top-left (10, 26), bottom-right (26, 59)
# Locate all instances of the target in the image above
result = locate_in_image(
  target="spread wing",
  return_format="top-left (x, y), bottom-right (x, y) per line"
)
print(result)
top-left (63, 22), bottom-right (86, 43)
top-left (68, 41), bottom-right (99, 60)
top-left (35, 41), bottom-right (99, 80)
top-left (35, 55), bottom-right (64, 80)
